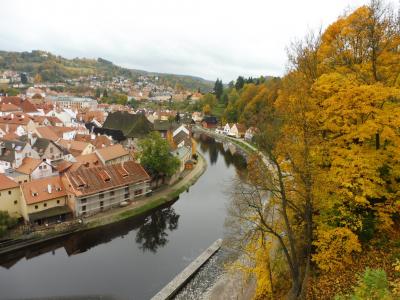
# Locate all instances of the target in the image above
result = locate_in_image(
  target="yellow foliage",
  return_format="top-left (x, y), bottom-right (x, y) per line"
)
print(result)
top-left (312, 227), bottom-right (361, 272)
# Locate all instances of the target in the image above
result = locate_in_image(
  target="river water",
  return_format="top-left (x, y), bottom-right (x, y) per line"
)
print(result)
top-left (0, 133), bottom-right (247, 300)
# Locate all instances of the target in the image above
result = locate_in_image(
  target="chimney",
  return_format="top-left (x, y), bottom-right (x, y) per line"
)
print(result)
top-left (47, 184), bottom-right (52, 194)
top-left (11, 113), bottom-right (14, 119)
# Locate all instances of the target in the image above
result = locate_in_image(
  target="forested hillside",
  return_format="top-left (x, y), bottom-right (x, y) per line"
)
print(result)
top-left (0, 50), bottom-right (214, 91)
top-left (225, 1), bottom-right (400, 299)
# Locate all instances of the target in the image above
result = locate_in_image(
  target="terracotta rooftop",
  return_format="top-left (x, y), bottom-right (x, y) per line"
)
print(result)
top-left (0, 174), bottom-right (18, 190)
top-left (0, 113), bottom-right (32, 125)
top-left (36, 127), bottom-right (59, 142)
top-left (75, 152), bottom-right (102, 168)
top-left (16, 157), bottom-right (44, 175)
top-left (21, 176), bottom-right (66, 205)
top-left (96, 144), bottom-right (129, 162)
top-left (65, 160), bottom-right (150, 197)
top-left (0, 103), bottom-right (22, 112)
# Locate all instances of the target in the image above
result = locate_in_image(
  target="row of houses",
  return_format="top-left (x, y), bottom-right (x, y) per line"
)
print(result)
top-left (0, 160), bottom-right (151, 225)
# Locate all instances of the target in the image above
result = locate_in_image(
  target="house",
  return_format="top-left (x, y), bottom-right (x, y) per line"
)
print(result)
top-left (45, 108), bottom-right (76, 127)
top-left (95, 144), bottom-right (131, 165)
top-left (16, 157), bottom-right (54, 181)
top-left (35, 126), bottom-right (60, 142)
top-left (102, 111), bottom-right (153, 139)
top-left (192, 112), bottom-right (203, 123)
top-left (153, 120), bottom-right (180, 138)
top-left (172, 125), bottom-right (192, 149)
top-left (0, 174), bottom-right (22, 218)
top-left (63, 161), bottom-right (151, 217)
top-left (32, 137), bottom-right (65, 161)
top-left (0, 102), bottom-right (22, 116)
top-left (74, 134), bottom-right (112, 149)
top-left (223, 123), bottom-right (233, 135)
top-left (245, 127), bottom-right (259, 142)
top-left (75, 152), bottom-right (103, 169)
top-left (0, 97), bottom-right (39, 116)
top-left (47, 126), bottom-right (76, 140)
top-left (20, 176), bottom-right (72, 225)
top-left (3, 168), bottom-right (29, 185)
top-left (171, 146), bottom-right (192, 175)
top-left (201, 116), bottom-right (218, 129)
top-left (57, 140), bottom-right (95, 157)
top-left (0, 113), bottom-right (36, 133)
top-left (229, 123), bottom-right (247, 138)
top-left (0, 140), bottom-right (40, 171)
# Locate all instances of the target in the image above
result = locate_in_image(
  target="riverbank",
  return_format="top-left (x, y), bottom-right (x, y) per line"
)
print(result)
top-left (0, 152), bottom-right (207, 256)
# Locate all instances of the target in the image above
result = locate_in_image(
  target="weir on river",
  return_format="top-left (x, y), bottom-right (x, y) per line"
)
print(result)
top-left (0, 134), bottom-right (247, 300)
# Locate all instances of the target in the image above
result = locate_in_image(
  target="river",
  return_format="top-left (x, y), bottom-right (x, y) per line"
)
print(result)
top-left (0, 133), bottom-right (247, 300)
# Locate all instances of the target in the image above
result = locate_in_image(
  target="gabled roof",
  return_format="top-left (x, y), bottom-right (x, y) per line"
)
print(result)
top-left (96, 144), bottom-right (129, 162)
top-left (75, 152), bottom-right (102, 168)
top-left (0, 103), bottom-right (22, 113)
top-left (36, 127), bottom-right (59, 142)
top-left (102, 111), bottom-right (153, 138)
top-left (153, 120), bottom-right (180, 132)
top-left (0, 174), bottom-right (18, 190)
top-left (173, 131), bottom-right (191, 147)
top-left (32, 137), bottom-right (63, 156)
top-left (65, 160), bottom-right (150, 196)
top-left (0, 140), bottom-right (27, 163)
top-left (21, 176), bottom-right (66, 205)
top-left (16, 157), bottom-right (44, 175)
top-left (202, 116), bottom-right (218, 124)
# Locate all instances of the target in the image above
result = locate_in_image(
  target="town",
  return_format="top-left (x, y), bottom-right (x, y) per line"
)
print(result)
top-left (0, 79), bottom-right (255, 233)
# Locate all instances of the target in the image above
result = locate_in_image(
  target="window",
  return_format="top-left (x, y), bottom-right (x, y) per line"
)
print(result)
top-left (50, 147), bottom-right (53, 154)
top-left (99, 193), bottom-right (104, 199)
top-left (24, 180), bottom-right (27, 183)
top-left (8, 190), bottom-right (11, 195)
top-left (44, 203), bottom-right (47, 207)
top-left (100, 201), bottom-right (104, 208)
top-left (14, 200), bottom-right (17, 205)
top-left (81, 198), bottom-right (87, 204)
top-left (110, 191), bottom-right (115, 196)
top-left (134, 189), bottom-right (143, 196)
top-left (125, 187), bottom-right (129, 193)
top-left (35, 205), bottom-right (38, 209)
top-left (43, 165), bottom-right (47, 169)
top-left (57, 200), bottom-right (60, 204)
top-left (39, 166), bottom-right (42, 170)
top-left (82, 205), bottom-right (86, 212)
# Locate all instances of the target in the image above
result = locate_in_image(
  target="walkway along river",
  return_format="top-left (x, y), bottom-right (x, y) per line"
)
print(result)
top-left (0, 133), bottom-right (247, 300)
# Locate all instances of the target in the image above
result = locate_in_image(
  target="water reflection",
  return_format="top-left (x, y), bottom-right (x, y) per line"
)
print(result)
top-left (195, 133), bottom-right (247, 174)
top-left (0, 200), bottom-right (180, 269)
top-left (136, 206), bottom-right (180, 253)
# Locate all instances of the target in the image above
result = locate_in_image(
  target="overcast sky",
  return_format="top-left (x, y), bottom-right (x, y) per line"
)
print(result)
top-left (0, 0), bottom-right (373, 81)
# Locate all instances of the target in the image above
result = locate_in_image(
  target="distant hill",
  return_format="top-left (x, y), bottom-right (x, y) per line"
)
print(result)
top-left (0, 50), bottom-right (214, 92)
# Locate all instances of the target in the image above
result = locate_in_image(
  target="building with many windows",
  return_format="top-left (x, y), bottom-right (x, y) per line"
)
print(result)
top-left (47, 96), bottom-right (98, 110)
top-left (63, 161), bottom-right (150, 217)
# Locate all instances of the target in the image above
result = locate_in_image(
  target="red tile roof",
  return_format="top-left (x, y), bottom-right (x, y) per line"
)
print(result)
top-left (0, 174), bottom-right (18, 190)
top-left (21, 176), bottom-right (66, 205)
top-left (65, 161), bottom-right (150, 197)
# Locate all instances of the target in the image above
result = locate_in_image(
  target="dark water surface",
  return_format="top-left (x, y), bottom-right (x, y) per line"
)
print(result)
top-left (0, 134), bottom-right (247, 300)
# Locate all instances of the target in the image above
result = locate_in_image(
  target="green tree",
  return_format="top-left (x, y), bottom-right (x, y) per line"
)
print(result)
top-left (139, 132), bottom-right (180, 178)
top-left (214, 78), bottom-right (223, 100)
top-left (235, 76), bottom-right (245, 90)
